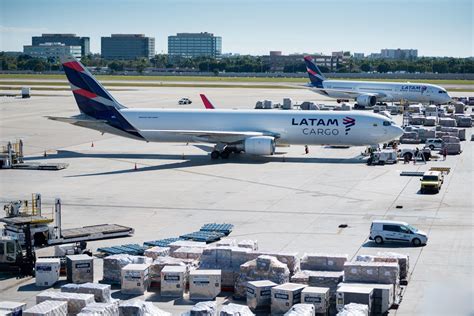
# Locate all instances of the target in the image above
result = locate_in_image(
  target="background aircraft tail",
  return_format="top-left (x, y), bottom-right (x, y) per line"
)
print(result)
top-left (60, 56), bottom-right (142, 139)
top-left (304, 55), bottom-right (326, 88)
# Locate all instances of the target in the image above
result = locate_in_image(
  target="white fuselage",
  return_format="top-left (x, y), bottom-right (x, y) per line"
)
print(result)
top-left (319, 80), bottom-right (451, 104)
top-left (121, 109), bottom-right (403, 146)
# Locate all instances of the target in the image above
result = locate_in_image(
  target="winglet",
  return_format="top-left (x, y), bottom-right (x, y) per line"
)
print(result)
top-left (200, 94), bottom-right (215, 109)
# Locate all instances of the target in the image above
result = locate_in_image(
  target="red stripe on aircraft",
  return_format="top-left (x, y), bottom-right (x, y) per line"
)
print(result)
top-left (63, 61), bottom-right (84, 72)
top-left (73, 88), bottom-right (97, 99)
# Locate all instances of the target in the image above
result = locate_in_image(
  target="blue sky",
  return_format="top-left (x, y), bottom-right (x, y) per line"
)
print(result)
top-left (0, 0), bottom-right (472, 57)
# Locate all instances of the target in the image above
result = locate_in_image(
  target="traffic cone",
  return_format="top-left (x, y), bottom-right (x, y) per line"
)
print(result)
top-left (91, 141), bottom-right (94, 147)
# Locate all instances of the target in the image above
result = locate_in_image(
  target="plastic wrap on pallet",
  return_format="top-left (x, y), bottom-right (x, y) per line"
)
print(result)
top-left (24, 300), bottom-right (68, 316)
top-left (336, 303), bottom-right (369, 316)
top-left (283, 303), bottom-right (315, 316)
top-left (78, 302), bottom-right (118, 316)
top-left (343, 262), bottom-right (399, 285)
top-left (118, 300), bottom-right (171, 316)
top-left (219, 303), bottom-right (254, 316)
top-left (234, 255), bottom-right (290, 299)
top-left (61, 283), bottom-right (112, 303)
top-left (376, 252), bottom-right (409, 281)
top-left (216, 239), bottom-right (237, 247)
top-left (144, 246), bottom-right (170, 260)
top-left (307, 271), bottom-right (344, 299)
top-left (169, 240), bottom-right (208, 253)
top-left (301, 253), bottom-right (348, 272)
top-left (0, 301), bottom-right (26, 316)
top-left (102, 254), bottom-right (152, 284)
top-left (442, 143), bottom-right (462, 154)
top-left (258, 252), bottom-right (300, 275)
top-left (149, 256), bottom-right (196, 283)
top-left (183, 301), bottom-right (217, 316)
top-left (237, 240), bottom-right (258, 250)
top-left (36, 291), bottom-right (94, 315)
top-left (439, 118), bottom-right (457, 127)
top-left (171, 247), bottom-right (204, 260)
top-left (290, 270), bottom-right (327, 285)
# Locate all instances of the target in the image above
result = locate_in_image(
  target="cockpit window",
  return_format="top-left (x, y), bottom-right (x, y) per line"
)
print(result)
top-left (383, 121), bottom-right (391, 126)
top-left (438, 90), bottom-right (446, 94)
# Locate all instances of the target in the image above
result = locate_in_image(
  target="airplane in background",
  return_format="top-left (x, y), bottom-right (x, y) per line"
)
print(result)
top-left (304, 56), bottom-right (452, 107)
top-left (48, 56), bottom-right (404, 160)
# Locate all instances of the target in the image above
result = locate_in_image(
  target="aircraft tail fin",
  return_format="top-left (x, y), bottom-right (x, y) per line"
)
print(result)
top-left (60, 56), bottom-right (143, 139)
top-left (200, 94), bottom-right (215, 109)
top-left (304, 55), bottom-right (326, 88)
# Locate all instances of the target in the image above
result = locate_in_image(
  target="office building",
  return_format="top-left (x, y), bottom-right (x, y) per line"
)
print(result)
top-left (353, 53), bottom-right (365, 59)
top-left (32, 34), bottom-right (90, 56)
top-left (23, 43), bottom-right (82, 60)
top-left (262, 51), bottom-right (348, 72)
top-left (380, 49), bottom-right (418, 60)
top-left (168, 32), bottom-right (222, 61)
top-left (101, 34), bottom-right (155, 60)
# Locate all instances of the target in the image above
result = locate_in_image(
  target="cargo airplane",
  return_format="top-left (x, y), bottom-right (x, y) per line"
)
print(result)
top-left (48, 56), bottom-right (404, 160)
top-left (304, 56), bottom-right (452, 107)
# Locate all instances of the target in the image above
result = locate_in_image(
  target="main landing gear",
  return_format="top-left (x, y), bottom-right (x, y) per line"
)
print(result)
top-left (211, 144), bottom-right (241, 160)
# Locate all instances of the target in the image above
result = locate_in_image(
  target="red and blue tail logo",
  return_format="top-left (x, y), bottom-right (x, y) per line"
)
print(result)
top-left (343, 116), bottom-right (356, 135)
top-left (304, 56), bottom-right (326, 88)
top-left (61, 56), bottom-right (142, 139)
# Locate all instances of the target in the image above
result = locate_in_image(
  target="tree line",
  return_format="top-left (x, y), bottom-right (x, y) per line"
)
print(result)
top-left (1, 52), bottom-right (473, 74)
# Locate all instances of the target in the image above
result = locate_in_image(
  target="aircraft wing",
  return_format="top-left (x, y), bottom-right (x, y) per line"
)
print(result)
top-left (309, 87), bottom-right (387, 98)
top-left (141, 129), bottom-right (279, 143)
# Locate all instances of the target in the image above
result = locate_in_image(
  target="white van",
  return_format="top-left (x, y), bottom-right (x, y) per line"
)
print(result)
top-left (369, 220), bottom-right (428, 246)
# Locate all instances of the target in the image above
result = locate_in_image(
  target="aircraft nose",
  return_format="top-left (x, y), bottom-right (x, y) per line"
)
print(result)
top-left (390, 125), bottom-right (404, 139)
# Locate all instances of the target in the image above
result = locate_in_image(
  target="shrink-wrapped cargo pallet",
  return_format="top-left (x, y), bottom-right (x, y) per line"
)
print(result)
top-left (119, 300), bottom-right (171, 316)
top-left (169, 240), bottom-right (207, 254)
top-left (291, 270), bottom-right (325, 284)
top-left (24, 300), bottom-right (68, 316)
top-left (234, 255), bottom-right (290, 299)
top-left (171, 247), bottom-right (204, 260)
top-left (182, 301), bottom-right (217, 316)
top-left (237, 240), bottom-right (258, 250)
top-left (300, 253), bottom-right (348, 272)
top-left (102, 255), bottom-right (152, 284)
top-left (439, 118), bottom-right (456, 127)
top-left (36, 291), bottom-right (94, 315)
top-left (61, 283), bottom-right (112, 303)
top-left (336, 303), bottom-right (369, 316)
top-left (283, 303), bottom-right (315, 316)
top-left (376, 252), bottom-right (409, 281)
top-left (307, 271), bottom-right (344, 300)
top-left (343, 262), bottom-right (399, 285)
top-left (216, 239), bottom-right (237, 247)
top-left (77, 302), bottom-right (118, 315)
top-left (149, 256), bottom-right (196, 284)
top-left (0, 301), bottom-right (27, 315)
top-left (271, 283), bottom-right (307, 315)
top-left (144, 246), bottom-right (170, 260)
top-left (219, 303), bottom-right (254, 316)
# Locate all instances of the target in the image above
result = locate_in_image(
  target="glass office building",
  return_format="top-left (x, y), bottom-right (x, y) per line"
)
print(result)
top-left (168, 32), bottom-right (222, 61)
top-left (32, 34), bottom-right (90, 56)
top-left (101, 34), bottom-right (155, 60)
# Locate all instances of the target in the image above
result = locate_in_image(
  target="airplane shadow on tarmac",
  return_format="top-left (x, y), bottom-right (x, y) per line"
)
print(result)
top-left (24, 150), bottom-right (368, 177)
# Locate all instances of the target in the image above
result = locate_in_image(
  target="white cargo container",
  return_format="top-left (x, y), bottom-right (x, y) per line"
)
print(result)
top-left (160, 265), bottom-right (186, 297)
top-left (301, 286), bottom-right (330, 314)
top-left (23, 300), bottom-right (67, 316)
top-left (66, 254), bottom-right (94, 284)
top-left (336, 284), bottom-right (373, 312)
top-left (247, 280), bottom-right (277, 311)
top-left (271, 283), bottom-right (307, 315)
top-left (338, 283), bottom-right (394, 314)
top-left (189, 269), bottom-right (221, 300)
top-left (35, 258), bottom-right (60, 287)
top-left (121, 263), bottom-right (150, 295)
top-left (0, 301), bottom-right (26, 316)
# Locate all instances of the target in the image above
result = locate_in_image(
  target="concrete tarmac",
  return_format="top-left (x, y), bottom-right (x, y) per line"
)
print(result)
top-left (0, 87), bottom-right (472, 315)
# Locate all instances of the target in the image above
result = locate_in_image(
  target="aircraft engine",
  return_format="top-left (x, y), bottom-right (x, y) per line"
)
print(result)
top-left (244, 136), bottom-right (276, 155)
top-left (356, 94), bottom-right (377, 107)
